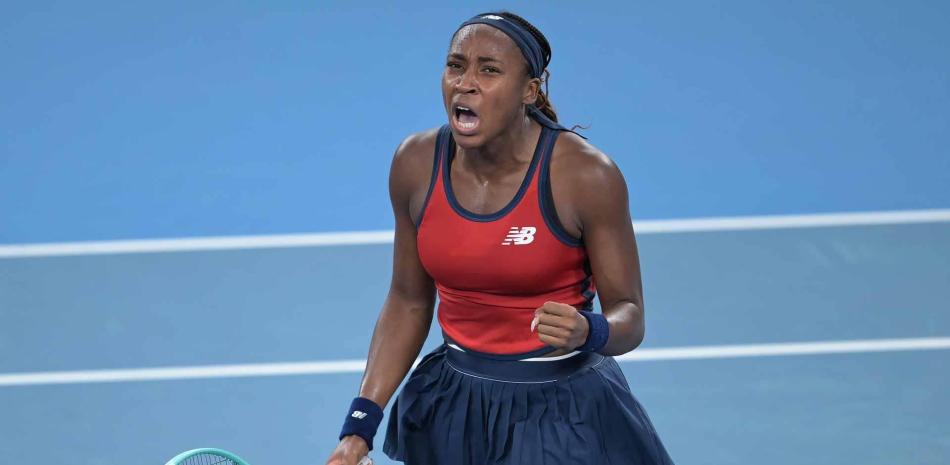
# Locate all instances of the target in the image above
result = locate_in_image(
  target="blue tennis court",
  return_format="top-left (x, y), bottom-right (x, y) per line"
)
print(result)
top-left (2, 2), bottom-right (949, 464)
top-left (2, 218), bottom-right (949, 464)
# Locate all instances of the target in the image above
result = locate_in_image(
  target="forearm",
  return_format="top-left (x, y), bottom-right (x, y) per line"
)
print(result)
top-left (357, 292), bottom-right (434, 408)
top-left (600, 300), bottom-right (645, 356)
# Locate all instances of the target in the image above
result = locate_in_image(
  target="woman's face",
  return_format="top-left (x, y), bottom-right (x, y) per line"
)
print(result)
top-left (442, 24), bottom-right (539, 148)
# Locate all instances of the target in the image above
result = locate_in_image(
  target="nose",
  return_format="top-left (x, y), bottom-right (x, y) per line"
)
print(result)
top-left (454, 67), bottom-right (478, 94)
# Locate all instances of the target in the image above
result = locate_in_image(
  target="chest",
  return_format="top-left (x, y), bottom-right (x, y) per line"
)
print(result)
top-left (418, 214), bottom-right (583, 295)
top-left (447, 164), bottom-right (531, 218)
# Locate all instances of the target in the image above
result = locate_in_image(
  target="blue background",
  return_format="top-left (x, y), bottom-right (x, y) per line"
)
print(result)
top-left (1, 2), bottom-right (949, 465)
top-left (2, 0), bottom-right (948, 244)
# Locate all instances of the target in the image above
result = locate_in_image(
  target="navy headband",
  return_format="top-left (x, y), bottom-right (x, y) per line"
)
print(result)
top-left (453, 14), bottom-right (584, 137)
top-left (456, 14), bottom-right (548, 79)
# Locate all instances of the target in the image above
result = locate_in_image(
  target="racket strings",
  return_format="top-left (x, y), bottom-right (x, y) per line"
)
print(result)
top-left (179, 454), bottom-right (236, 465)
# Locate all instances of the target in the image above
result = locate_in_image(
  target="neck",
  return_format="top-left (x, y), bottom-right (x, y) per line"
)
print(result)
top-left (457, 113), bottom-right (541, 181)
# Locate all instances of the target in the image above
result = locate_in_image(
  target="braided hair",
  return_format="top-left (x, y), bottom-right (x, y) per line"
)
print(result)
top-left (476, 11), bottom-right (560, 123)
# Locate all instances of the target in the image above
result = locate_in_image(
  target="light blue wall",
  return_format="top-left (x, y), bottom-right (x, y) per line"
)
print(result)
top-left (2, 1), bottom-right (948, 243)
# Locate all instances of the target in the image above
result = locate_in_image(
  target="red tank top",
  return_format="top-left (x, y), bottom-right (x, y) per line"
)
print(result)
top-left (416, 125), bottom-right (596, 357)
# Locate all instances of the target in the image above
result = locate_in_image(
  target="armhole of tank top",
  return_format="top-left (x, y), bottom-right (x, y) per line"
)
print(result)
top-left (580, 257), bottom-right (596, 311)
top-left (538, 129), bottom-right (584, 248)
top-left (414, 126), bottom-right (449, 228)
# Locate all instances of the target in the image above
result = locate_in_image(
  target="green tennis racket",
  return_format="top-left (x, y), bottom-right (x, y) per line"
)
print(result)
top-left (165, 448), bottom-right (374, 465)
top-left (165, 448), bottom-right (250, 465)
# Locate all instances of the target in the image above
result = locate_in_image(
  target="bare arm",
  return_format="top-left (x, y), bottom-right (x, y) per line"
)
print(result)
top-left (533, 139), bottom-right (645, 356)
top-left (326, 133), bottom-right (437, 464)
top-left (574, 153), bottom-right (645, 355)
top-left (358, 154), bottom-right (436, 405)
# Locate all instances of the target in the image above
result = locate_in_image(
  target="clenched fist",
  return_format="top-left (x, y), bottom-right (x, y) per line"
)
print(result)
top-left (530, 301), bottom-right (589, 350)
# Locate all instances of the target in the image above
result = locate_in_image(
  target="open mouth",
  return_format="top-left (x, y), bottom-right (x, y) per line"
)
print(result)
top-left (453, 105), bottom-right (480, 132)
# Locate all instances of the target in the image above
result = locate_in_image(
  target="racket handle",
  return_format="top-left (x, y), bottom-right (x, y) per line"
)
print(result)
top-left (357, 456), bottom-right (373, 465)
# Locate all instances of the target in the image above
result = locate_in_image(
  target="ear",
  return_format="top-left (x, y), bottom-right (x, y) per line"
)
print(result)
top-left (522, 77), bottom-right (541, 105)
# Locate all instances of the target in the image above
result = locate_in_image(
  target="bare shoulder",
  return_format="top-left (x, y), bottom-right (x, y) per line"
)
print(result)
top-left (549, 132), bottom-right (631, 234)
top-left (389, 127), bottom-right (441, 219)
top-left (550, 132), bottom-right (628, 198)
top-left (391, 127), bottom-right (440, 180)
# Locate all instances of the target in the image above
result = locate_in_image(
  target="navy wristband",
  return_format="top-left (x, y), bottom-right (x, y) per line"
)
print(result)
top-left (577, 311), bottom-right (609, 353)
top-left (339, 397), bottom-right (384, 451)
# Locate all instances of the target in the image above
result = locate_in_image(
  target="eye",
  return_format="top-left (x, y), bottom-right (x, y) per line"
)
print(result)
top-left (482, 66), bottom-right (500, 74)
top-left (446, 61), bottom-right (463, 70)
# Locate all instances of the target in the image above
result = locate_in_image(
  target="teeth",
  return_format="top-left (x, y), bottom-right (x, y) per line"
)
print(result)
top-left (454, 105), bottom-right (477, 130)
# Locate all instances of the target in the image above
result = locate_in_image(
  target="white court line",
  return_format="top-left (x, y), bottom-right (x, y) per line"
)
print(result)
top-left (1, 336), bottom-right (948, 387)
top-left (613, 337), bottom-right (950, 362)
top-left (1, 208), bottom-right (948, 258)
top-left (0, 230), bottom-right (396, 258)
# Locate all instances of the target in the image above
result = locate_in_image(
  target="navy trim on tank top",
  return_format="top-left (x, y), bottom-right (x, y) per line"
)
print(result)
top-left (580, 258), bottom-right (596, 311)
top-left (537, 130), bottom-right (584, 247)
top-left (414, 127), bottom-right (449, 228)
top-left (441, 126), bottom-right (548, 222)
top-left (538, 133), bottom-right (595, 307)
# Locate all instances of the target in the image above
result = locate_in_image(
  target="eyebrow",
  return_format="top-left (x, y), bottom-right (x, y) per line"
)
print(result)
top-left (447, 53), bottom-right (504, 64)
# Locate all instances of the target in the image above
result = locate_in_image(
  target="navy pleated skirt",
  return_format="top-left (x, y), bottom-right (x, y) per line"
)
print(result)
top-left (383, 344), bottom-right (674, 465)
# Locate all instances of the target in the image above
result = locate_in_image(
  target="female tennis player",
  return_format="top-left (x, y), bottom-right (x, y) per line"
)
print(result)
top-left (326, 11), bottom-right (674, 465)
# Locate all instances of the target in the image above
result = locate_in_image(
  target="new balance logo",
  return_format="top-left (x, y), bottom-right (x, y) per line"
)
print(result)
top-left (502, 226), bottom-right (536, 245)
top-left (351, 411), bottom-right (368, 419)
